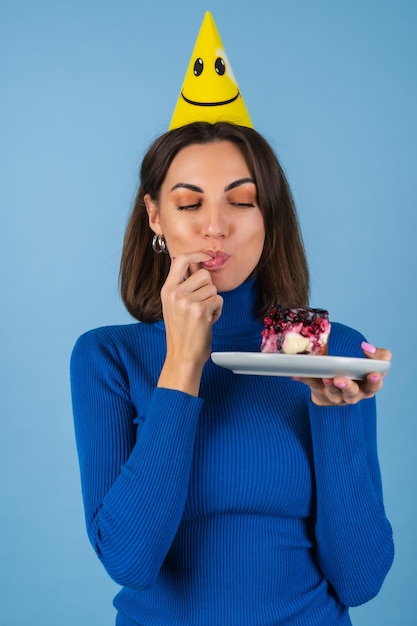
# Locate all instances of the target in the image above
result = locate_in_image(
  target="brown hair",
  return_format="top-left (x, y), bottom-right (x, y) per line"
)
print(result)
top-left (120, 122), bottom-right (309, 322)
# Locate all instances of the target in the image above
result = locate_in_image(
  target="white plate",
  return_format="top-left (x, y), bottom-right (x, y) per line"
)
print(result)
top-left (211, 352), bottom-right (391, 380)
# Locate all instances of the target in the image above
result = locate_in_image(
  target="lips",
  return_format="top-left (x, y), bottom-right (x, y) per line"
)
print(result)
top-left (201, 250), bottom-right (230, 270)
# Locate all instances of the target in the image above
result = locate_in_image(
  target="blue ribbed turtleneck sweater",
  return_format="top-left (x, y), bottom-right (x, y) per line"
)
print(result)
top-left (71, 278), bottom-right (394, 625)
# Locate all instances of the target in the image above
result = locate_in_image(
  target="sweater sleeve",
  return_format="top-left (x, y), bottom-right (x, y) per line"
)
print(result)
top-left (309, 324), bottom-right (394, 606)
top-left (70, 329), bottom-right (203, 589)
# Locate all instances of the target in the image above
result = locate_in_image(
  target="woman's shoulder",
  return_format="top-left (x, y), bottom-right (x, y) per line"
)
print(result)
top-left (75, 321), bottom-right (139, 344)
top-left (71, 321), bottom-right (162, 362)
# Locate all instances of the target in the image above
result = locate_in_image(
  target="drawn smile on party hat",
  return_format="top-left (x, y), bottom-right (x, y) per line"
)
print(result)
top-left (169, 11), bottom-right (253, 129)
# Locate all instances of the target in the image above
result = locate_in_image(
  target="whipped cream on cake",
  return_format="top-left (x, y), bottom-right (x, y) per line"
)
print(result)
top-left (261, 306), bottom-right (331, 355)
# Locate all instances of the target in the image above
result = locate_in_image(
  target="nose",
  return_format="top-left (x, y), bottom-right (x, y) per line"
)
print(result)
top-left (200, 204), bottom-right (229, 239)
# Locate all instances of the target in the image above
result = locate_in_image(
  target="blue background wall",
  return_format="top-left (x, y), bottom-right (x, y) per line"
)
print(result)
top-left (1, 0), bottom-right (416, 624)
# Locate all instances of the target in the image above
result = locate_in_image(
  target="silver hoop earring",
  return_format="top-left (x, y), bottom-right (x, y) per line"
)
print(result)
top-left (152, 234), bottom-right (167, 254)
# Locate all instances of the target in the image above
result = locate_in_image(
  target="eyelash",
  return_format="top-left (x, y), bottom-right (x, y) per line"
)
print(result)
top-left (177, 202), bottom-right (255, 211)
top-left (177, 203), bottom-right (201, 211)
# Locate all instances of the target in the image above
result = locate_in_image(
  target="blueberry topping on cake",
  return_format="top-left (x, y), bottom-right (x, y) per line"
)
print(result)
top-left (261, 306), bottom-right (331, 355)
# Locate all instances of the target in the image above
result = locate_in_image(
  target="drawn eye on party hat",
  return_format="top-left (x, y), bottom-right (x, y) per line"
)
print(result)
top-left (169, 11), bottom-right (253, 129)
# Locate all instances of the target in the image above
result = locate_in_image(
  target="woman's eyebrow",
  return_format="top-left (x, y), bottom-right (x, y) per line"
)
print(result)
top-left (170, 178), bottom-right (255, 193)
top-left (170, 183), bottom-right (203, 192)
top-left (224, 178), bottom-right (255, 192)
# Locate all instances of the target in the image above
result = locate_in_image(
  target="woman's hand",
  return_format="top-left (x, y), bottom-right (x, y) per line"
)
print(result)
top-left (157, 252), bottom-right (224, 396)
top-left (294, 342), bottom-right (392, 407)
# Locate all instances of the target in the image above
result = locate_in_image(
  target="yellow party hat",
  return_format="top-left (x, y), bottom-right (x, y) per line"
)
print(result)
top-left (169, 11), bottom-right (253, 129)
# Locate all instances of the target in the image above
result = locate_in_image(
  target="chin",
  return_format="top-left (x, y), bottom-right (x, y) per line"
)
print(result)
top-left (211, 274), bottom-right (247, 293)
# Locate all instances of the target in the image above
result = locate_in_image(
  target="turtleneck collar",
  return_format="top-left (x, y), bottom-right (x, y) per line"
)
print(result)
top-left (214, 277), bottom-right (262, 332)
top-left (209, 277), bottom-right (264, 352)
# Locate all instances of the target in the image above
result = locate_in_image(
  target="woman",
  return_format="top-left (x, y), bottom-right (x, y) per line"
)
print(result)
top-left (71, 121), bottom-right (394, 625)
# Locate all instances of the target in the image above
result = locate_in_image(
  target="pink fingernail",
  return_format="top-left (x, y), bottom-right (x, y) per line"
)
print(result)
top-left (361, 341), bottom-right (376, 354)
top-left (369, 374), bottom-right (380, 383)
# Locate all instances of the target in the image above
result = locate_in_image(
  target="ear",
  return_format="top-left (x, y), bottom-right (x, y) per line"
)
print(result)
top-left (144, 194), bottom-right (162, 235)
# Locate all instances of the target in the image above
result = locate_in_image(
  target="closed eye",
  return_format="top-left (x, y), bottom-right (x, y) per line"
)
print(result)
top-left (177, 203), bottom-right (201, 211)
top-left (231, 202), bottom-right (256, 208)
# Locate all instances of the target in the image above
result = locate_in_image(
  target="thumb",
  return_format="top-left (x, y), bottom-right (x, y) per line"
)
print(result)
top-left (361, 341), bottom-right (391, 362)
